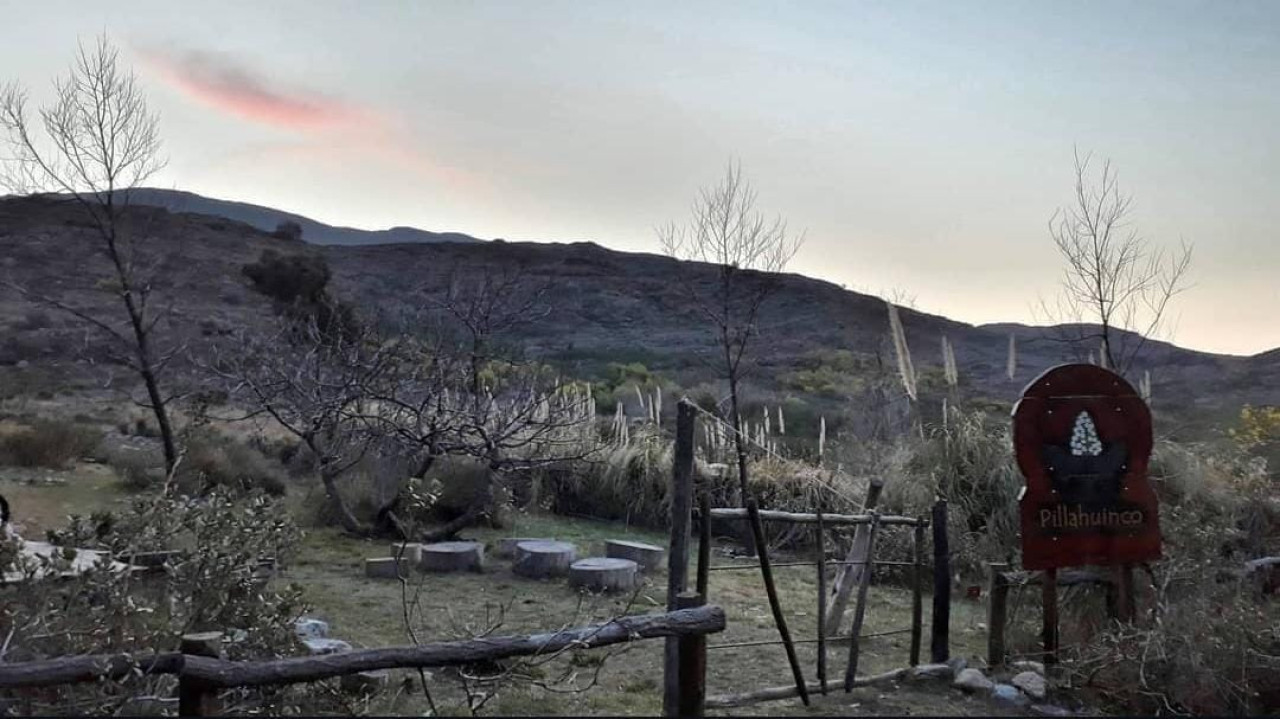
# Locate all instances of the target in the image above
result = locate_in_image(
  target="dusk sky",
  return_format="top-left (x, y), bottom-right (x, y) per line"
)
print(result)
top-left (4, 1), bottom-right (1278, 356)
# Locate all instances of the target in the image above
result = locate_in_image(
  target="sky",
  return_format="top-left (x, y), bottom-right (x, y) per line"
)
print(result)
top-left (3, 1), bottom-right (1278, 356)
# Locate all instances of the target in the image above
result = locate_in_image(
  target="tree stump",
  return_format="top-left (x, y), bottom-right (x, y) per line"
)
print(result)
top-left (513, 540), bottom-right (577, 578)
top-left (569, 557), bottom-right (638, 593)
top-left (495, 537), bottom-right (552, 560)
top-left (420, 541), bottom-right (484, 573)
top-left (390, 542), bottom-right (424, 564)
top-left (605, 539), bottom-right (665, 571)
top-left (365, 557), bottom-right (408, 579)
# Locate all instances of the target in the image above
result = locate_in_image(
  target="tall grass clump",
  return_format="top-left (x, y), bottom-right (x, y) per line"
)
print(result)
top-left (0, 419), bottom-right (102, 469)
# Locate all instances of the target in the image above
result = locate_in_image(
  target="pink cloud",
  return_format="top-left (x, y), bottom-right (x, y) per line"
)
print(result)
top-left (137, 46), bottom-right (366, 131)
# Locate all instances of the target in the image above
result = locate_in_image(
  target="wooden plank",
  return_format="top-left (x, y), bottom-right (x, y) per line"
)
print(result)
top-left (706, 668), bottom-right (909, 709)
top-left (708, 507), bottom-right (919, 527)
top-left (747, 499), bottom-right (809, 706)
top-left (179, 633), bottom-right (222, 717)
top-left (987, 563), bottom-right (1010, 669)
top-left (676, 592), bottom-right (707, 718)
top-left (815, 510), bottom-right (828, 695)
top-left (843, 512), bottom-right (880, 691)
top-left (663, 399), bottom-right (698, 717)
top-left (909, 520), bottom-right (924, 667)
top-left (1116, 564), bottom-right (1135, 622)
top-left (823, 479), bottom-right (884, 636)
top-left (930, 499), bottom-right (951, 663)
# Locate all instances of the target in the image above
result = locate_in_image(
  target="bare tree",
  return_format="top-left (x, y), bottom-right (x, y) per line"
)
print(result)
top-left (1042, 149), bottom-right (1193, 375)
top-left (658, 162), bottom-right (804, 511)
top-left (1, 36), bottom-right (179, 471)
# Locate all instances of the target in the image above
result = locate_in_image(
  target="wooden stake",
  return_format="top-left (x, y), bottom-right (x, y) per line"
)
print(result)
top-left (1116, 563), bottom-right (1135, 623)
top-left (696, 493), bottom-right (711, 599)
top-left (909, 520), bottom-right (925, 667)
top-left (816, 510), bottom-right (828, 695)
top-left (823, 479), bottom-right (884, 635)
top-left (844, 512), bottom-right (880, 691)
top-left (747, 499), bottom-right (810, 706)
top-left (987, 562), bottom-right (1010, 669)
top-left (663, 400), bottom-right (697, 717)
top-left (1042, 568), bottom-right (1058, 665)
top-left (676, 592), bottom-right (708, 718)
top-left (178, 632), bottom-right (222, 717)
top-left (930, 500), bottom-right (951, 663)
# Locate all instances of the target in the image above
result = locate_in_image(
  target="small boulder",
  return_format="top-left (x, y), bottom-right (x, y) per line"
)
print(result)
top-left (302, 637), bottom-right (352, 655)
top-left (953, 668), bottom-right (994, 693)
top-left (1011, 671), bottom-right (1047, 700)
top-left (911, 663), bottom-right (953, 679)
top-left (293, 617), bottom-right (330, 640)
top-left (340, 670), bottom-right (390, 694)
top-left (1031, 704), bottom-right (1074, 717)
top-left (991, 683), bottom-right (1030, 706)
top-left (1012, 659), bottom-right (1046, 676)
top-left (946, 655), bottom-right (969, 675)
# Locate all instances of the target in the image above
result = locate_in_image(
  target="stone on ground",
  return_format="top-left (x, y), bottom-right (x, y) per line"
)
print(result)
top-left (1012, 670), bottom-right (1048, 700)
top-left (911, 663), bottom-right (953, 679)
top-left (340, 670), bottom-right (390, 694)
top-left (953, 668), bottom-right (994, 693)
top-left (513, 540), bottom-right (578, 578)
top-left (365, 557), bottom-right (408, 579)
top-left (293, 617), bottom-right (330, 640)
top-left (420, 541), bottom-right (484, 573)
top-left (1030, 704), bottom-right (1073, 717)
top-left (302, 637), bottom-right (352, 655)
top-left (991, 683), bottom-right (1030, 706)
top-left (1012, 659), bottom-right (1046, 675)
top-left (604, 539), bottom-right (665, 571)
top-left (495, 537), bottom-right (552, 559)
top-left (946, 656), bottom-right (969, 675)
top-left (569, 557), bottom-right (638, 593)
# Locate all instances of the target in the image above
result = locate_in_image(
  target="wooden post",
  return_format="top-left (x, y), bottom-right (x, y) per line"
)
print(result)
top-left (843, 512), bottom-right (880, 691)
top-left (1042, 568), bottom-right (1059, 665)
top-left (178, 632), bottom-right (222, 717)
top-left (676, 592), bottom-right (707, 718)
top-left (930, 499), bottom-right (951, 663)
top-left (696, 493), bottom-right (711, 599)
top-left (816, 510), bottom-right (828, 695)
top-left (823, 478), bottom-right (884, 635)
top-left (909, 520), bottom-right (925, 667)
top-left (747, 499), bottom-right (810, 706)
top-left (663, 400), bottom-right (697, 717)
top-left (987, 562), bottom-right (1010, 669)
top-left (1116, 564), bottom-right (1135, 623)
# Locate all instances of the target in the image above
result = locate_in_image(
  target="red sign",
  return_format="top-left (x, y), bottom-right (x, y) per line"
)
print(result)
top-left (1013, 364), bottom-right (1161, 570)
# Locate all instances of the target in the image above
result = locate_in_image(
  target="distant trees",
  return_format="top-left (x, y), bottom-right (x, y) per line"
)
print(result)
top-left (1043, 149), bottom-right (1193, 375)
top-left (0, 36), bottom-right (179, 473)
top-left (272, 220), bottom-right (303, 241)
top-left (658, 163), bottom-right (804, 513)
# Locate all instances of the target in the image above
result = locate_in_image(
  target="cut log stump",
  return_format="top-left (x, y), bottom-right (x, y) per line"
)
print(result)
top-left (513, 540), bottom-right (577, 578)
top-left (389, 542), bottom-right (424, 565)
top-left (495, 537), bottom-right (553, 560)
top-left (605, 539), bottom-right (664, 571)
top-left (420, 541), bottom-right (484, 573)
top-left (365, 557), bottom-right (409, 579)
top-left (569, 557), bottom-right (638, 593)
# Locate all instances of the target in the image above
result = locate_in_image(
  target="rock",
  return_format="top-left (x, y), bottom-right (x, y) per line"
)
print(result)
top-left (302, 637), bottom-right (352, 655)
top-left (1012, 671), bottom-right (1047, 700)
top-left (340, 670), bottom-right (390, 694)
top-left (604, 539), bottom-right (665, 571)
top-left (293, 617), bottom-right (330, 640)
top-left (992, 683), bottom-right (1030, 705)
top-left (568, 557), bottom-right (638, 593)
top-left (1012, 659), bottom-right (1046, 675)
top-left (953, 668), bottom-right (994, 693)
top-left (947, 656), bottom-right (969, 675)
top-left (911, 663), bottom-right (953, 679)
top-left (420, 541), bottom-right (484, 573)
top-left (1031, 704), bottom-right (1074, 717)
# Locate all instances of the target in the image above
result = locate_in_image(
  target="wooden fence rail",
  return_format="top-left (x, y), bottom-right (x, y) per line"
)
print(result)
top-left (707, 508), bottom-right (924, 527)
top-left (0, 605), bottom-right (725, 715)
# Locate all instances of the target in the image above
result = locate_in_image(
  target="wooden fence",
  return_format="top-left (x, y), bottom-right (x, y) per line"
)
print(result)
top-left (0, 604), bottom-right (725, 717)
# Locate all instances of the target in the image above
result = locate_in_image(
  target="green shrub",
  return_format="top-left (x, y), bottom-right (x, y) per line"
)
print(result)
top-left (176, 431), bottom-right (289, 497)
top-left (0, 419), bottom-right (102, 469)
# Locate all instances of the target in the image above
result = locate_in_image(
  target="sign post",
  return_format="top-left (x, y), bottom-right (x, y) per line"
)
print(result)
top-left (1013, 364), bottom-right (1161, 660)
